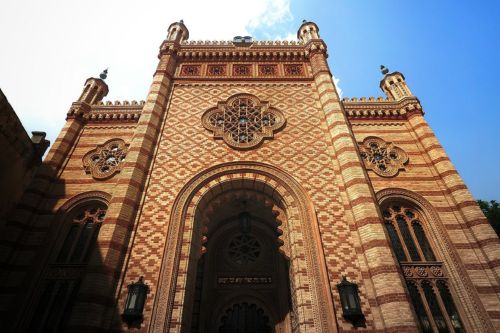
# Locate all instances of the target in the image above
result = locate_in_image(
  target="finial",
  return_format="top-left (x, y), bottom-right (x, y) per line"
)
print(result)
top-left (99, 68), bottom-right (108, 80)
top-left (180, 19), bottom-right (184, 23)
top-left (302, 19), bottom-right (307, 23)
top-left (380, 65), bottom-right (389, 75)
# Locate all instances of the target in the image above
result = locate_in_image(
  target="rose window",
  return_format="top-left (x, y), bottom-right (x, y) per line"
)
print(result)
top-left (228, 234), bottom-right (261, 265)
top-left (202, 94), bottom-right (285, 149)
top-left (359, 136), bottom-right (408, 177)
top-left (83, 139), bottom-right (127, 179)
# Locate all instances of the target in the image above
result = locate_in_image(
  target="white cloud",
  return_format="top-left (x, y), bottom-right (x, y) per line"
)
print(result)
top-left (247, 0), bottom-right (293, 29)
top-left (333, 74), bottom-right (343, 98)
top-left (0, 0), bottom-right (295, 145)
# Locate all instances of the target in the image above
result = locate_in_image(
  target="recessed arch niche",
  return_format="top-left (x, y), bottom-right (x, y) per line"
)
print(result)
top-left (150, 162), bottom-right (336, 332)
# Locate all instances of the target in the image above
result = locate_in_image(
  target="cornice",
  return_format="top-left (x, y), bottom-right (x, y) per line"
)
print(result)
top-left (73, 100), bottom-right (145, 123)
top-left (162, 40), bottom-right (312, 61)
top-left (342, 96), bottom-right (423, 120)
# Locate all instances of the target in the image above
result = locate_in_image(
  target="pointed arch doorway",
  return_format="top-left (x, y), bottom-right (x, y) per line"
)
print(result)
top-left (150, 162), bottom-right (337, 332)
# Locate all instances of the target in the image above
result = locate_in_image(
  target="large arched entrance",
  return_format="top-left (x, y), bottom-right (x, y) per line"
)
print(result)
top-left (150, 162), bottom-right (337, 332)
top-left (191, 191), bottom-right (292, 332)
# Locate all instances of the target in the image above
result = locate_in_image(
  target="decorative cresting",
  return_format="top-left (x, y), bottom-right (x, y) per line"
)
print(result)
top-left (359, 136), bottom-right (408, 177)
top-left (83, 139), bottom-right (127, 179)
top-left (202, 94), bottom-right (285, 149)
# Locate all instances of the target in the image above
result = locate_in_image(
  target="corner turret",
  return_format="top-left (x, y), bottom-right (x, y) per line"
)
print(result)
top-left (77, 69), bottom-right (109, 105)
top-left (167, 20), bottom-right (189, 43)
top-left (379, 65), bottom-right (412, 100)
top-left (297, 20), bottom-right (320, 43)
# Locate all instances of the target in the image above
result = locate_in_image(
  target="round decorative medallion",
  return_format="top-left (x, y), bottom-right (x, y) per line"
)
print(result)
top-left (359, 136), bottom-right (408, 177)
top-left (227, 234), bottom-right (261, 265)
top-left (202, 94), bottom-right (285, 149)
top-left (83, 139), bottom-right (127, 180)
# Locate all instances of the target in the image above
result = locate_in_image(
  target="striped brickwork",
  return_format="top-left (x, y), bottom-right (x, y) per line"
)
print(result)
top-left (2, 21), bottom-right (499, 333)
top-left (348, 103), bottom-right (500, 332)
top-left (308, 47), bottom-right (417, 332)
top-left (65, 54), bottom-right (178, 331)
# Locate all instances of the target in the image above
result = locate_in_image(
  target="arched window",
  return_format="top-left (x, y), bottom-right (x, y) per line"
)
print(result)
top-left (382, 204), bottom-right (464, 333)
top-left (28, 200), bottom-right (107, 333)
top-left (56, 204), bottom-right (106, 263)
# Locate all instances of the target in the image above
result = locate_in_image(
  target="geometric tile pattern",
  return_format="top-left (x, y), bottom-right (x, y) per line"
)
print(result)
top-left (123, 82), bottom-right (367, 330)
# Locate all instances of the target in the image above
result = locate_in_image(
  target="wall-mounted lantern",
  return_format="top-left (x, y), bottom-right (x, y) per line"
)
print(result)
top-left (122, 276), bottom-right (149, 323)
top-left (337, 276), bottom-right (364, 322)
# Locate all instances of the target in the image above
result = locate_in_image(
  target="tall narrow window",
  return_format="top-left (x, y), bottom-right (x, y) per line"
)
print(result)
top-left (382, 204), bottom-right (464, 333)
top-left (29, 201), bottom-right (107, 332)
top-left (57, 205), bottom-right (106, 263)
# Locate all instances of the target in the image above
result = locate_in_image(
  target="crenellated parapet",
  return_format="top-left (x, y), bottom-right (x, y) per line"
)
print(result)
top-left (181, 40), bottom-right (304, 46)
top-left (342, 96), bottom-right (423, 120)
top-left (67, 100), bottom-right (145, 123)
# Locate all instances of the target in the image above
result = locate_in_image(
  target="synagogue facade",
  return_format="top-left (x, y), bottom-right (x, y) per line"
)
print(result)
top-left (0, 20), bottom-right (499, 333)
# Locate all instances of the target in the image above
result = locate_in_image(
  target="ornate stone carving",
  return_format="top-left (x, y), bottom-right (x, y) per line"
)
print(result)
top-left (202, 94), bottom-right (285, 149)
top-left (359, 136), bottom-right (408, 177)
top-left (284, 64), bottom-right (303, 76)
top-left (399, 263), bottom-right (444, 280)
top-left (258, 64), bottom-right (277, 76)
top-left (207, 64), bottom-right (226, 76)
top-left (228, 233), bottom-right (261, 265)
top-left (233, 64), bottom-right (252, 76)
top-left (181, 64), bottom-right (201, 76)
top-left (83, 139), bottom-right (127, 179)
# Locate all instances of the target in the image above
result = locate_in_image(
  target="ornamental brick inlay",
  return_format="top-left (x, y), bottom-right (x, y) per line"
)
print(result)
top-left (359, 136), bottom-right (408, 177)
top-left (83, 139), bottom-right (127, 179)
top-left (258, 64), bottom-right (277, 76)
top-left (207, 64), bottom-right (226, 76)
top-left (202, 94), bottom-right (285, 149)
top-left (284, 64), bottom-right (303, 76)
top-left (181, 64), bottom-right (201, 76)
top-left (233, 64), bottom-right (252, 76)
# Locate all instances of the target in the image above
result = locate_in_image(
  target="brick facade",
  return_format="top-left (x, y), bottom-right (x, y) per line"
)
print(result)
top-left (0, 20), bottom-right (498, 332)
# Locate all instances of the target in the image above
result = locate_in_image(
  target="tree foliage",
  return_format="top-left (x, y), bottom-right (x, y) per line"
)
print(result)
top-left (477, 200), bottom-right (500, 237)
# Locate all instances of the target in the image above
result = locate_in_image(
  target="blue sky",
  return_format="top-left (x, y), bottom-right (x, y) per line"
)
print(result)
top-left (247, 0), bottom-right (500, 200)
top-left (1, 0), bottom-right (498, 199)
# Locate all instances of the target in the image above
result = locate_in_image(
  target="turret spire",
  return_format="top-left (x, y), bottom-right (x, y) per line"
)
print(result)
top-left (99, 68), bottom-right (108, 80)
top-left (380, 65), bottom-right (389, 75)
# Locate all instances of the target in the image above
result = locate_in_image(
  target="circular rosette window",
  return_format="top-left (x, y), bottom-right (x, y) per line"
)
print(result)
top-left (359, 136), bottom-right (408, 177)
top-left (202, 94), bottom-right (285, 149)
top-left (82, 139), bottom-right (128, 180)
top-left (227, 233), bottom-right (261, 265)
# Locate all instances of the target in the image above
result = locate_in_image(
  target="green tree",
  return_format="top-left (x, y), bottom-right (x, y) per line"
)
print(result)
top-left (477, 200), bottom-right (500, 237)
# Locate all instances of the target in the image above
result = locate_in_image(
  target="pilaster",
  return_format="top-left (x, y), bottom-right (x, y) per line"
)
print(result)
top-left (308, 43), bottom-right (418, 331)
top-left (69, 49), bottom-right (179, 331)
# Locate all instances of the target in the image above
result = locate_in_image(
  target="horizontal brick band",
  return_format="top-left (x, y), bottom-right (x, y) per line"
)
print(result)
top-left (376, 292), bottom-right (408, 305)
